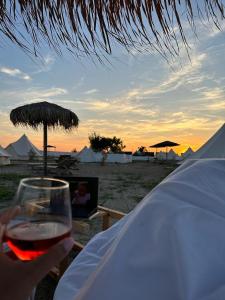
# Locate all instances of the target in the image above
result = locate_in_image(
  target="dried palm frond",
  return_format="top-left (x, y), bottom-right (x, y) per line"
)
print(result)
top-left (0, 1), bottom-right (224, 59)
top-left (10, 101), bottom-right (79, 130)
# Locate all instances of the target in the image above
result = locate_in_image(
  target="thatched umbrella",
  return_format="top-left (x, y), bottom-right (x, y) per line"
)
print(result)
top-left (10, 101), bottom-right (79, 175)
top-left (150, 140), bottom-right (180, 159)
top-left (0, 1), bottom-right (224, 60)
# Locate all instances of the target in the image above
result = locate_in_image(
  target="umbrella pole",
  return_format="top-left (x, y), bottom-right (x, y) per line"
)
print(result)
top-left (43, 123), bottom-right (48, 176)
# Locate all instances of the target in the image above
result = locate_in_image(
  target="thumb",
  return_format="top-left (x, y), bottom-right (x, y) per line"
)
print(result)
top-left (25, 237), bottom-right (74, 284)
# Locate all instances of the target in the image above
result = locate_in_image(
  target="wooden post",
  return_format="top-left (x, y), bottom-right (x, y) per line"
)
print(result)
top-left (43, 122), bottom-right (48, 176)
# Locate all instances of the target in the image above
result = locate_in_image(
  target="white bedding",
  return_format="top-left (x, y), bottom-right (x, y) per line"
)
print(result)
top-left (54, 159), bottom-right (225, 300)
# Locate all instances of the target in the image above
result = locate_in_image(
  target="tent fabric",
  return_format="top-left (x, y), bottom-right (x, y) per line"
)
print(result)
top-left (77, 148), bottom-right (132, 163)
top-left (54, 159), bottom-right (225, 300)
top-left (0, 145), bottom-right (10, 165)
top-left (190, 123), bottom-right (225, 159)
top-left (156, 151), bottom-right (167, 160)
top-left (106, 153), bottom-right (132, 163)
top-left (77, 147), bottom-right (101, 163)
top-left (0, 145), bottom-right (10, 157)
top-left (182, 147), bottom-right (194, 159)
top-left (5, 134), bottom-right (41, 159)
top-left (167, 149), bottom-right (179, 160)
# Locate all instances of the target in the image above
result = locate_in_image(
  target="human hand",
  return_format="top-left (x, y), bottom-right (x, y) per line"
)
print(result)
top-left (0, 207), bottom-right (74, 300)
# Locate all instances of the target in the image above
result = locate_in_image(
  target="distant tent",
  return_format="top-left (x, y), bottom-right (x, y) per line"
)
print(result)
top-left (157, 151), bottom-right (167, 160)
top-left (77, 147), bottom-right (100, 163)
top-left (0, 145), bottom-right (11, 165)
top-left (182, 147), bottom-right (194, 159)
top-left (106, 153), bottom-right (132, 164)
top-left (77, 147), bottom-right (132, 163)
top-left (190, 123), bottom-right (225, 159)
top-left (5, 134), bottom-right (41, 160)
top-left (167, 149), bottom-right (178, 160)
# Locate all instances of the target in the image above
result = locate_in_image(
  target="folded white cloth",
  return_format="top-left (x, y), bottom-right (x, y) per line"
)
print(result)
top-left (54, 159), bottom-right (225, 300)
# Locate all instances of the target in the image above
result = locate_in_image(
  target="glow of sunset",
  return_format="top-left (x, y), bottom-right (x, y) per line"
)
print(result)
top-left (0, 22), bottom-right (224, 155)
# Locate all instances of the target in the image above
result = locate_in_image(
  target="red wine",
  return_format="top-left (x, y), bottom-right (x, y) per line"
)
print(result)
top-left (5, 221), bottom-right (70, 261)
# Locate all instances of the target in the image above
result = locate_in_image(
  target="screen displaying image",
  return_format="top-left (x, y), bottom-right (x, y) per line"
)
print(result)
top-left (71, 182), bottom-right (90, 206)
top-left (55, 177), bottom-right (98, 219)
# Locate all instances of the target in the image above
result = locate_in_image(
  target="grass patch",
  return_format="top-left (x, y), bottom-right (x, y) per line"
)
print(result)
top-left (0, 174), bottom-right (29, 206)
top-left (142, 180), bottom-right (162, 191)
top-left (0, 186), bottom-right (15, 200)
top-left (0, 173), bottom-right (28, 183)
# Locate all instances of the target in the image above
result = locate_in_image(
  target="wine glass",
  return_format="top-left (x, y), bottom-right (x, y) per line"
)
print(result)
top-left (5, 177), bottom-right (72, 261)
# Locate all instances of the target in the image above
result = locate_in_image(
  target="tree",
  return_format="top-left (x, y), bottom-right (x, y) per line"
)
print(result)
top-left (89, 133), bottom-right (125, 153)
top-left (109, 136), bottom-right (126, 153)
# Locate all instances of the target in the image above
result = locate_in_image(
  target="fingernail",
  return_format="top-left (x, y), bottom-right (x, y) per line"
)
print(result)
top-left (63, 238), bottom-right (74, 251)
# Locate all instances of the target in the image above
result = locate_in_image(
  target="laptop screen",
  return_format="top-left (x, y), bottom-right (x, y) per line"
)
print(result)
top-left (55, 177), bottom-right (99, 219)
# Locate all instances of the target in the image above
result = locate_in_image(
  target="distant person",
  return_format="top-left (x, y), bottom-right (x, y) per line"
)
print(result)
top-left (72, 182), bottom-right (90, 206)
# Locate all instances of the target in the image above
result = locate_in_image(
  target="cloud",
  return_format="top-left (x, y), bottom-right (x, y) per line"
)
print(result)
top-left (84, 89), bottom-right (98, 95)
top-left (32, 54), bottom-right (56, 74)
top-left (43, 54), bottom-right (55, 66)
top-left (206, 101), bottom-right (225, 111)
top-left (0, 87), bottom-right (68, 111)
top-left (114, 51), bottom-right (208, 105)
top-left (201, 87), bottom-right (225, 100)
top-left (0, 67), bottom-right (31, 80)
top-left (22, 87), bottom-right (68, 100)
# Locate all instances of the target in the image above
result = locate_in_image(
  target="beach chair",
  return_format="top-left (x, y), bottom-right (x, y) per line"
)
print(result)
top-left (56, 156), bottom-right (78, 174)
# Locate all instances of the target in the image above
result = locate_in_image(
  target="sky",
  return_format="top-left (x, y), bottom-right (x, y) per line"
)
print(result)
top-left (0, 20), bottom-right (225, 154)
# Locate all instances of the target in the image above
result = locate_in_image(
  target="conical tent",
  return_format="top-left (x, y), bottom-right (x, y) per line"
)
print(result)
top-left (167, 149), bottom-right (178, 160)
top-left (77, 147), bottom-right (99, 163)
top-left (190, 123), bottom-right (225, 159)
top-left (0, 145), bottom-right (10, 157)
top-left (5, 134), bottom-right (41, 160)
top-left (0, 145), bottom-right (11, 165)
top-left (182, 147), bottom-right (194, 159)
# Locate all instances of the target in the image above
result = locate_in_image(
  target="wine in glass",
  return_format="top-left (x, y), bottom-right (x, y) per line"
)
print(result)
top-left (5, 177), bottom-right (72, 261)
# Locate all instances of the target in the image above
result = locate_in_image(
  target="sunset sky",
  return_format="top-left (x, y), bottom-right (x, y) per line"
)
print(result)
top-left (0, 20), bottom-right (224, 154)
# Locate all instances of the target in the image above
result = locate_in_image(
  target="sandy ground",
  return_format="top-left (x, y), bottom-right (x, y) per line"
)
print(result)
top-left (71, 161), bottom-right (176, 212)
top-left (0, 161), bottom-right (177, 300)
top-left (0, 161), bottom-right (176, 213)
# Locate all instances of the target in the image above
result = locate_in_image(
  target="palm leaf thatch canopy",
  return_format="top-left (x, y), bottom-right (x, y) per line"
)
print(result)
top-left (10, 101), bottom-right (79, 175)
top-left (0, 1), bottom-right (224, 59)
top-left (10, 101), bottom-right (79, 130)
top-left (150, 141), bottom-right (179, 148)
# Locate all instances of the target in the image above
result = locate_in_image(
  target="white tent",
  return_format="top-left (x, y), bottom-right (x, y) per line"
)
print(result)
top-left (77, 147), bottom-right (101, 163)
top-left (167, 149), bottom-right (182, 161)
top-left (156, 151), bottom-right (167, 160)
top-left (77, 148), bottom-right (132, 163)
top-left (167, 149), bottom-right (177, 160)
top-left (5, 134), bottom-right (41, 160)
top-left (182, 147), bottom-right (194, 159)
top-left (0, 145), bottom-right (10, 165)
top-left (190, 123), bottom-right (225, 159)
top-left (106, 153), bottom-right (132, 164)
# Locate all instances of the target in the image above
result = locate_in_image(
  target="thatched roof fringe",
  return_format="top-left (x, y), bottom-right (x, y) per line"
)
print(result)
top-left (0, 1), bottom-right (224, 59)
top-left (10, 101), bottom-right (79, 131)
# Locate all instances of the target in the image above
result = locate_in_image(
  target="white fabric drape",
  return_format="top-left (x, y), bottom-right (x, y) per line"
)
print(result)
top-left (55, 159), bottom-right (225, 300)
